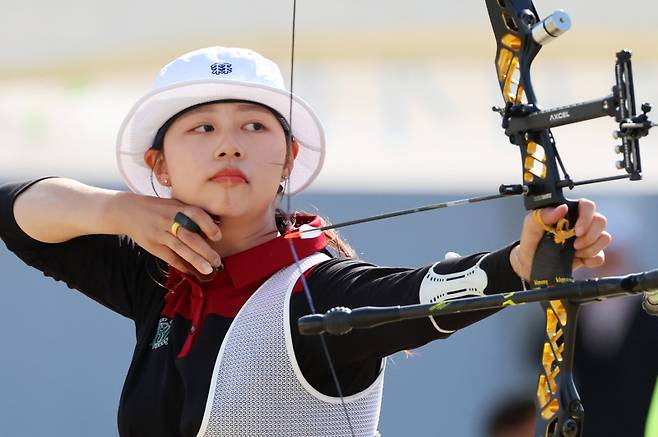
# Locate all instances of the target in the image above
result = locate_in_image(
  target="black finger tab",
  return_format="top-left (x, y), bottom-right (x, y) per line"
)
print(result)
top-left (174, 212), bottom-right (201, 234)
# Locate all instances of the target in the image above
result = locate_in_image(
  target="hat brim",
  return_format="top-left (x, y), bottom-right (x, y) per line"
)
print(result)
top-left (116, 79), bottom-right (325, 197)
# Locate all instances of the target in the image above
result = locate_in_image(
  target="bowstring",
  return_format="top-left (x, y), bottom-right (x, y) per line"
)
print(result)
top-left (285, 1), bottom-right (357, 435)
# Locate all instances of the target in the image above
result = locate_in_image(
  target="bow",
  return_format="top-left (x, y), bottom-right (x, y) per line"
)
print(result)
top-left (287, 1), bottom-right (656, 436)
top-left (486, 2), bottom-right (653, 435)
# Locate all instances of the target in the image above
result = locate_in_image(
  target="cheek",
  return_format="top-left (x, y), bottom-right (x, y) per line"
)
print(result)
top-left (250, 160), bottom-right (285, 193)
top-left (165, 139), bottom-right (203, 173)
top-left (166, 152), bottom-right (193, 181)
top-left (249, 139), bottom-right (288, 173)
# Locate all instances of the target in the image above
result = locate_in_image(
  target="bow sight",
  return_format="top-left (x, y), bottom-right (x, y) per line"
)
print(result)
top-left (496, 48), bottom-right (654, 195)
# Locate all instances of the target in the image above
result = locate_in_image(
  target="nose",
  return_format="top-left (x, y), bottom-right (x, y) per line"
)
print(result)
top-left (213, 140), bottom-right (244, 160)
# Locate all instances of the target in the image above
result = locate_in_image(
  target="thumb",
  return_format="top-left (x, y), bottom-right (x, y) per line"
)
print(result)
top-left (521, 204), bottom-right (569, 250)
top-left (538, 203), bottom-right (569, 226)
top-left (517, 204), bottom-right (571, 280)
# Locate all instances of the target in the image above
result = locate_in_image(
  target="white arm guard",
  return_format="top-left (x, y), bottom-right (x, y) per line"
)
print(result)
top-left (419, 253), bottom-right (489, 334)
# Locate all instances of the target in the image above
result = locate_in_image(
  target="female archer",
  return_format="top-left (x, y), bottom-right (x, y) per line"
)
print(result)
top-left (0, 46), bottom-right (610, 436)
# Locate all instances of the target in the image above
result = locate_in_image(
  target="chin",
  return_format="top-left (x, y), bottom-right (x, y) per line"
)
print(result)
top-left (207, 196), bottom-right (254, 217)
top-left (199, 184), bottom-right (275, 214)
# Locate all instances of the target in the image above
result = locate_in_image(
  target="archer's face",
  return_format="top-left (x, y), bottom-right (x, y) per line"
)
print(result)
top-left (161, 102), bottom-right (291, 220)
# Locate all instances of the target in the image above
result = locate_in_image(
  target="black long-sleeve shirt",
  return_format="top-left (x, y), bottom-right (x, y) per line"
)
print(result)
top-left (0, 178), bottom-right (523, 437)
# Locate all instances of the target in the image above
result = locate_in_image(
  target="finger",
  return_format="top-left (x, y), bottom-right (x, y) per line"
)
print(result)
top-left (538, 204), bottom-right (569, 226)
top-left (574, 214), bottom-right (608, 250)
top-left (572, 257), bottom-right (584, 271)
top-left (575, 232), bottom-right (612, 259)
top-left (574, 199), bottom-right (596, 237)
top-left (178, 207), bottom-right (222, 241)
top-left (177, 227), bottom-right (222, 268)
top-left (163, 231), bottom-right (215, 275)
top-left (581, 251), bottom-right (606, 269)
top-left (156, 246), bottom-right (195, 275)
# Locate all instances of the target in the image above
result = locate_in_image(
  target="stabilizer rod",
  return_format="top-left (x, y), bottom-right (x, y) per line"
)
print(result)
top-left (298, 269), bottom-right (658, 336)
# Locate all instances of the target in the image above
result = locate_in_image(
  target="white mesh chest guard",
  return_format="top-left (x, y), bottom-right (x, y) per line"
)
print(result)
top-left (196, 253), bottom-right (386, 437)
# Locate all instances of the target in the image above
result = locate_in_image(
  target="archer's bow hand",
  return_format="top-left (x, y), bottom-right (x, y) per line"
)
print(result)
top-left (510, 199), bottom-right (611, 281)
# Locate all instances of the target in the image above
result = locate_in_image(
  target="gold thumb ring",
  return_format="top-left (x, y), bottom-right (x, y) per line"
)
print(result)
top-left (171, 222), bottom-right (182, 237)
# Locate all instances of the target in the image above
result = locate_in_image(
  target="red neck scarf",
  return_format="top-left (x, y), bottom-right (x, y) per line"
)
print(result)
top-left (162, 215), bottom-right (329, 358)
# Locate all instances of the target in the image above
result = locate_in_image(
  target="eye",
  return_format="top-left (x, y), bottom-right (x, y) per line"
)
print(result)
top-left (192, 124), bottom-right (214, 133)
top-left (244, 122), bottom-right (265, 132)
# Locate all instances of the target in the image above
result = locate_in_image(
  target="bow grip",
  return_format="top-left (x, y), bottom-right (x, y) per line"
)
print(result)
top-left (530, 200), bottom-right (579, 287)
top-left (531, 199), bottom-right (584, 436)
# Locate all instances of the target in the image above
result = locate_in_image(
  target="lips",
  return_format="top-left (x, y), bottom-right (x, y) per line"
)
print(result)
top-left (210, 168), bottom-right (248, 184)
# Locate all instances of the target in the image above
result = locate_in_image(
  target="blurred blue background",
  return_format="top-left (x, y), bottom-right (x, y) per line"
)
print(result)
top-left (1, 189), bottom-right (656, 436)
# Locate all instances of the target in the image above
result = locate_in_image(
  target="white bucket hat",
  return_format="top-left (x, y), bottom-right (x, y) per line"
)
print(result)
top-left (116, 46), bottom-right (326, 197)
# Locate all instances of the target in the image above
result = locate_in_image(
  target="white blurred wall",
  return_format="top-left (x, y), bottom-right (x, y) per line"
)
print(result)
top-left (1, 0), bottom-right (658, 192)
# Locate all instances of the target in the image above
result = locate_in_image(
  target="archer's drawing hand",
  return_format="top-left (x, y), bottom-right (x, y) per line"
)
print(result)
top-left (510, 199), bottom-right (611, 281)
top-left (117, 192), bottom-right (223, 276)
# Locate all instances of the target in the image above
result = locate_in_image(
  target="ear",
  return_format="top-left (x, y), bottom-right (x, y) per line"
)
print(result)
top-left (144, 149), bottom-right (170, 185)
top-left (283, 139), bottom-right (300, 178)
top-left (290, 139), bottom-right (300, 159)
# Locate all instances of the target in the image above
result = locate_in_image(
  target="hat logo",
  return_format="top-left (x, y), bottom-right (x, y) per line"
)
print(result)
top-left (210, 62), bottom-right (233, 75)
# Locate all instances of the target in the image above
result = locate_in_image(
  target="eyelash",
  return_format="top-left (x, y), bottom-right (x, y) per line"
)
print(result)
top-left (193, 124), bottom-right (214, 133)
top-left (245, 122), bottom-right (265, 131)
top-left (191, 122), bottom-right (265, 133)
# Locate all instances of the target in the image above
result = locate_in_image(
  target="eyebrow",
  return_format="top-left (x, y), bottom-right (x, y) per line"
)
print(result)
top-left (183, 102), bottom-right (273, 117)
top-left (234, 103), bottom-right (273, 114)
